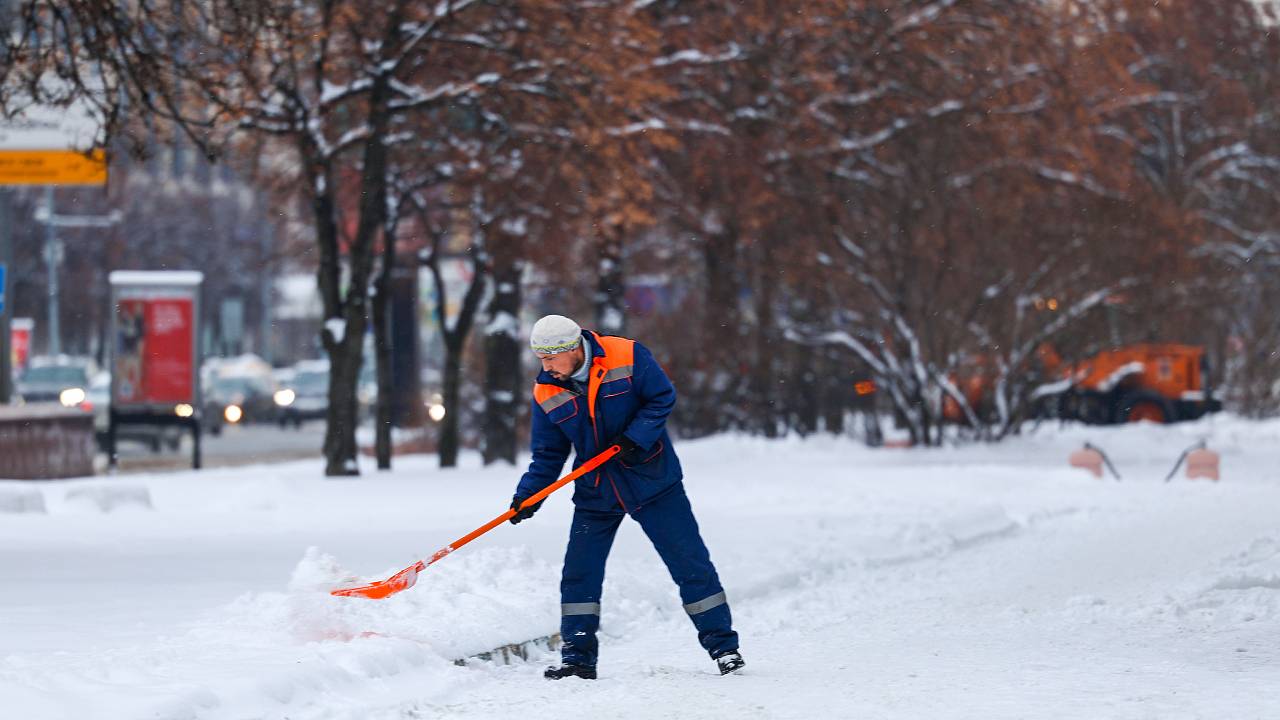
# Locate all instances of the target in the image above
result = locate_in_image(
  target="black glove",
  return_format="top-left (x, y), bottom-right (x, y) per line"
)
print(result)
top-left (608, 434), bottom-right (638, 455)
top-left (509, 494), bottom-right (544, 524)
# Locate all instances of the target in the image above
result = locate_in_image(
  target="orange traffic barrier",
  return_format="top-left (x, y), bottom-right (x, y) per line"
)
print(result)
top-left (1185, 447), bottom-right (1220, 481)
top-left (331, 444), bottom-right (622, 599)
top-left (1069, 442), bottom-right (1121, 480)
top-left (1164, 441), bottom-right (1219, 483)
top-left (1068, 447), bottom-right (1104, 479)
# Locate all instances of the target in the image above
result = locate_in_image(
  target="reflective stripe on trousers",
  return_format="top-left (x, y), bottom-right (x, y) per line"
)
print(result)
top-left (561, 602), bottom-right (601, 616)
top-left (683, 590), bottom-right (727, 616)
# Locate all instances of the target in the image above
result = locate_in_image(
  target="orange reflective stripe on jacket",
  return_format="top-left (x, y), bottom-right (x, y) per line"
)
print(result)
top-left (586, 333), bottom-right (634, 420)
top-left (534, 384), bottom-right (576, 413)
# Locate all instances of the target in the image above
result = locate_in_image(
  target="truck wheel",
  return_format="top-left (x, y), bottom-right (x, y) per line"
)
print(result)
top-left (1116, 392), bottom-right (1173, 424)
top-left (1073, 393), bottom-right (1111, 425)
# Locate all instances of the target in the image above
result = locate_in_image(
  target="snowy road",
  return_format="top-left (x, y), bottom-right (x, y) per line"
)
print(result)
top-left (110, 421), bottom-right (328, 473)
top-left (3, 418), bottom-right (1279, 719)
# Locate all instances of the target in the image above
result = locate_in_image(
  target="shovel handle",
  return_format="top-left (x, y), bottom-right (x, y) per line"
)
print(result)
top-left (517, 444), bottom-right (621, 510)
top-left (427, 444), bottom-right (621, 568)
top-left (331, 445), bottom-right (622, 599)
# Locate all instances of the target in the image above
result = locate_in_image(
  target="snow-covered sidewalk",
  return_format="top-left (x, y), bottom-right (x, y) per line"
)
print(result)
top-left (3, 417), bottom-right (1280, 719)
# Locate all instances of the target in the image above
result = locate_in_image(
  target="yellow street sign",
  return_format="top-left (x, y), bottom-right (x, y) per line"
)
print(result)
top-left (0, 149), bottom-right (107, 186)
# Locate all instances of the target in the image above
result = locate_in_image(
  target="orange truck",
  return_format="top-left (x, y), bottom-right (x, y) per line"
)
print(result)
top-left (942, 344), bottom-right (1221, 425)
top-left (1044, 344), bottom-right (1220, 424)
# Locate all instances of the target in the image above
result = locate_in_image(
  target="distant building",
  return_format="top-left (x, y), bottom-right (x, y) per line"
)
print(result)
top-left (270, 273), bottom-right (324, 366)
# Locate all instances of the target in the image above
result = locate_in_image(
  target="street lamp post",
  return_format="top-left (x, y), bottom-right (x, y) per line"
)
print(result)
top-left (0, 190), bottom-right (11, 403)
top-left (43, 188), bottom-right (60, 355)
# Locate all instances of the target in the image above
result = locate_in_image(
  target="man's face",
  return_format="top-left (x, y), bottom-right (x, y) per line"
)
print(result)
top-left (536, 345), bottom-right (585, 381)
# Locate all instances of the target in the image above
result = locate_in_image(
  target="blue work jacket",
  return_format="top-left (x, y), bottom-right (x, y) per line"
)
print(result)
top-left (515, 331), bottom-right (683, 512)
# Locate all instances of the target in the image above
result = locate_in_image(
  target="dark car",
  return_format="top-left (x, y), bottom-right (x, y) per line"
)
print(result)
top-left (204, 374), bottom-right (279, 434)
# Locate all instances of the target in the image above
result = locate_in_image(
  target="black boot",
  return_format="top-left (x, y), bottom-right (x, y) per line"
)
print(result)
top-left (544, 664), bottom-right (597, 680)
top-left (714, 651), bottom-right (745, 675)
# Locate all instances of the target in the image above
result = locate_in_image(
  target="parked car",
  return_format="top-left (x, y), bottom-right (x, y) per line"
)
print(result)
top-left (200, 355), bottom-right (282, 434)
top-left (272, 366), bottom-right (297, 392)
top-left (17, 356), bottom-right (96, 406)
top-left (85, 373), bottom-right (183, 453)
top-left (276, 362), bottom-right (329, 427)
top-left (204, 373), bottom-right (280, 433)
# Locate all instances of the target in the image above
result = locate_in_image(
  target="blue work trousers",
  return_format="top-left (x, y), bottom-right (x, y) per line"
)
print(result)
top-left (558, 483), bottom-right (738, 667)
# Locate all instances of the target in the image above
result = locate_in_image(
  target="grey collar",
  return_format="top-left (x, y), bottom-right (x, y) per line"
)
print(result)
top-left (570, 337), bottom-right (592, 384)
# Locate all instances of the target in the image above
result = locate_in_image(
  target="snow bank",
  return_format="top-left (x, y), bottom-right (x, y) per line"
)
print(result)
top-left (1175, 534), bottom-right (1280, 627)
top-left (939, 504), bottom-right (1022, 549)
top-left (0, 486), bottom-right (45, 514)
top-left (62, 483), bottom-right (152, 512)
top-left (265, 545), bottom-right (559, 655)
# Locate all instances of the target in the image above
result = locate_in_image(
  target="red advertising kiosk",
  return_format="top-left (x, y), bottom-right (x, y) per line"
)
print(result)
top-left (108, 271), bottom-right (204, 470)
top-left (10, 318), bottom-right (32, 376)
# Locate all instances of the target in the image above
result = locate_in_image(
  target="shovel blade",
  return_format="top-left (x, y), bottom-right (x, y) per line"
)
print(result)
top-left (330, 562), bottom-right (422, 599)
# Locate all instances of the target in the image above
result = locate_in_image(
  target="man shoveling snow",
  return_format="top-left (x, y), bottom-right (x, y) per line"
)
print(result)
top-left (509, 314), bottom-right (744, 679)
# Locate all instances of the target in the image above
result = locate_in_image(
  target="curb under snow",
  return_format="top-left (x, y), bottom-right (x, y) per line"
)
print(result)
top-left (454, 633), bottom-right (560, 667)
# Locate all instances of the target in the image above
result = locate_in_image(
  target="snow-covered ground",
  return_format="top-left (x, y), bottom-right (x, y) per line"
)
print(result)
top-left (3, 416), bottom-right (1280, 719)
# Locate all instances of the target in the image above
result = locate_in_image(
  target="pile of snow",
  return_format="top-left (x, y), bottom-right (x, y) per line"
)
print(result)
top-left (1166, 535), bottom-right (1280, 628)
top-left (0, 486), bottom-right (45, 514)
top-left (254, 545), bottom-right (560, 653)
top-left (62, 483), bottom-right (152, 512)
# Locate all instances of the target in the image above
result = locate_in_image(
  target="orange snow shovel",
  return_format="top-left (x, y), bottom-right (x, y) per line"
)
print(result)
top-left (331, 444), bottom-right (622, 599)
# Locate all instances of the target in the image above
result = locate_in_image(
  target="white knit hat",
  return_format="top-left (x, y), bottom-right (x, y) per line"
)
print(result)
top-left (529, 314), bottom-right (582, 354)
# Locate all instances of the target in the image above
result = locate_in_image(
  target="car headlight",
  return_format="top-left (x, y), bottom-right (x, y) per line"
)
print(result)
top-left (59, 387), bottom-right (86, 407)
top-left (428, 403), bottom-right (446, 422)
top-left (274, 389), bottom-right (296, 407)
top-left (175, 403), bottom-right (195, 418)
top-left (224, 404), bottom-right (243, 423)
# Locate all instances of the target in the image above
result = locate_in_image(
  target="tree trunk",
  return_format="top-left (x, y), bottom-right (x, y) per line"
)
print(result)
top-left (318, 71), bottom-right (394, 476)
top-left (323, 337), bottom-right (364, 475)
top-left (439, 345), bottom-right (464, 466)
top-left (483, 251), bottom-right (523, 465)
top-left (372, 249), bottom-right (394, 470)
top-left (312, 163), bottom-right (365, 477)
top-left (792, 338), bottom-right (818, 437)
top-left (422, 229), bottom-right (488, 468)
top-left (862, 408), bottom-right (883, 447)
top-left (595, 226), bottom-right (626, 335)
top-left (689, 224), bottom-right (741, 434)
top-left (751, 239), bottom-right (778, 438)
top-left (820, 347), bottom-right (846, 434)
top-left (704, 225), bottom-right (740, 347)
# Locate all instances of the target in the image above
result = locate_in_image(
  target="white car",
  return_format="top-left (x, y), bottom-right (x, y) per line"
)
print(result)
top-left (277, 361), bottom-right (330, 427)
top-left (17, 356), bottom-right (97, 406)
